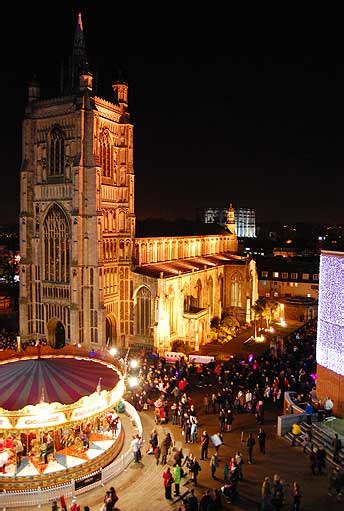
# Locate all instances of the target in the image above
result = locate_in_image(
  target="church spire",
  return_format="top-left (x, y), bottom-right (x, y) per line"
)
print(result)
top-left (70, 12), bottom-right (89, 92)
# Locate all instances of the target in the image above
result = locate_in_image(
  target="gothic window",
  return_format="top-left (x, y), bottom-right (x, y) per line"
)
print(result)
top-left (49, 127), bottom-right (65, 177)
top-left (100, 130), bottom-right (112, 178)
top-left (135, 287), bottom-right (152, 337)
top-left (208, 277), bottom-right (214, 314)
top-left (195, 279), bottom-right (202, 308)
top-left (43, 204), bottom-right (70, 283)
top-left (231, 273), bottom-right (242, 307)
top-left (169, 288), bottom-right (176, 334)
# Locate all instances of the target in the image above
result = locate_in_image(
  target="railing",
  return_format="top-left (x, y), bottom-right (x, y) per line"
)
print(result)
top-left (0, 400), bottom-right (142, 508)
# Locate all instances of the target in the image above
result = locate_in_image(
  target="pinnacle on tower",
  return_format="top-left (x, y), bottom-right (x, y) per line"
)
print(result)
top-left (70, 12), bottom-right (90, 92)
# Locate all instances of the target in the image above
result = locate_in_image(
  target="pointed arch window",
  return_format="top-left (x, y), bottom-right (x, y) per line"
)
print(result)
top-left (100, 130), bottom-right (112, 178)
top-left (43, 204), bottom-right (70, 283)
top-left (135, 287), bottom-right (152, 337)
top-left (208, 277), bottom-right (214, 314)
top-left (49, 127), bottom-right (65, 176)
top-left (195, 279), bottom-right (202, 308)
top-left (231, 273), bottom-right (242, 307)
top-left (169, 288), bottom-right (176, 334)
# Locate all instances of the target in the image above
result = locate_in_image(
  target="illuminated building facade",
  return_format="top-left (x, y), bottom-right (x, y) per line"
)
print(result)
top-left (316, 251), bottom-right (344, 416)
top-left (19, 14), bottom-right (258, 351)
top-left (202, 206), bottom-right (256, 238)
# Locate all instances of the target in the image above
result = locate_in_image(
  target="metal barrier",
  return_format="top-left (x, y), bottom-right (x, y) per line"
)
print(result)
top-left (0, 400), bottom-right (142, 508)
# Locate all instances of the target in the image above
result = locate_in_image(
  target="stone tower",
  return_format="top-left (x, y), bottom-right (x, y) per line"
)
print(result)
top-left (19, 13), bottom-right (135, 348)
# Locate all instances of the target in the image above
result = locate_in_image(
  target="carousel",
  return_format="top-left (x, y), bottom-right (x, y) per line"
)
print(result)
top-left (0, 346), bottom-right (125, 490)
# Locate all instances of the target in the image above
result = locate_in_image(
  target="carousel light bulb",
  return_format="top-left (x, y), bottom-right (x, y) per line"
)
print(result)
top-left (128, 376), bottom-right (139, 388)
top-left (109, 347), bottom-right (118, 356)
top-left (130, 359), bottom-right (139, 369)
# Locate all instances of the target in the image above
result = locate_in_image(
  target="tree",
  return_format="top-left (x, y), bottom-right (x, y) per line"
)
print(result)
top-left (210, 313), bottom-right (240, 344)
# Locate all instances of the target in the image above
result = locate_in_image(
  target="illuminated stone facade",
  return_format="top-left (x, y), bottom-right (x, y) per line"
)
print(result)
top-left (19, 15), bottom-right (258, 351)
top-left (316, 251), bottom-right (344, 416)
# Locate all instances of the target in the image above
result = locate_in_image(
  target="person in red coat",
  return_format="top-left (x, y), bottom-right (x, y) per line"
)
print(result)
top-left (163, 467), bottom-right (174, 500)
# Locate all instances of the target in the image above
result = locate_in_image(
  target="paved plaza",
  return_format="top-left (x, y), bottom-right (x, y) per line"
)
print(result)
top-left (16, 391), bottom-right (342, 511)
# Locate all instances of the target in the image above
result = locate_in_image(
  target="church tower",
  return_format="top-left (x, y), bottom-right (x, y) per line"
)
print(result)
top-left (19, 14), bottom-right (135, 348)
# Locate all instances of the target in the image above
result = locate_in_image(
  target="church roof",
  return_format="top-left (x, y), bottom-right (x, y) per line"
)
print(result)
top-left (136, 219), bottom-right (230, 238)
top-left (134, 252), bottom-right (246, 279)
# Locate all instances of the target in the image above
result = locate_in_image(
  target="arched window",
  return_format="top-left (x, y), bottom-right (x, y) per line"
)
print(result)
top-left (195, 279), bottom-right (202, 308)
top-left (231, 273), bottom-right (242, 307)
top-left (219, 275), bottom-right (224, 306)
top-left (100, 130), bottom-right (112, 178)
top-left (49, 127), bottom-right (64, 177)
top-left (169, 288), bottom-right (176, 334)
top-left (208, 276), bottom-right (214, 314)
top-left (43, 204), bottom-right (70, 283)
top-left (135, 287), bottom-right (152, 337)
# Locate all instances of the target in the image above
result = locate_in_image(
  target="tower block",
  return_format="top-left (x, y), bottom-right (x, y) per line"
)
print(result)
top-left (19, 13), bottom-right (135, 348)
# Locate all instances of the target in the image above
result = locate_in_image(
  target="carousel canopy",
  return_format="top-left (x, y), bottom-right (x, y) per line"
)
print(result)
top-left (0, 358), bottom-right (119, 411)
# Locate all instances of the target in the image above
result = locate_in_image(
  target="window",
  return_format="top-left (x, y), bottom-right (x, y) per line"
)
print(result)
top-left (169, 288), bottom-right (176, 334)
top-left (135, 287), bottom-right (152, 337)
top-left (291, 273), bottom-right (298, 279)
top-left (307, 293), bottom-right (311, 298)
top-left (313, 274), bottom-right (319, 280)
top-left (311, 284), bottom-right (319, 290)
top-left (49, 127), bottom-right (64, 177)
top-left (208, 277), bottom-right (214, 314)
top-left (273, 272), bottom-right (279, 278)
top-left (302, 273), bottom-right (309, 280)
top-left (282, 272), bottom-right (288, 279)
top-left (262, 271), bottom-right (268, 278)
top-left (231, 273), bottom-right (242, 307)
top-left (100, 130), bottom-right (112, 178)
top-left (43, 204), bottom-right (70, 283)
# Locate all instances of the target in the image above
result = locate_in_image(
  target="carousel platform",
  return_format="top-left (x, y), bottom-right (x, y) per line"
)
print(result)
top-left (0, 346), bottom-right (126, 490)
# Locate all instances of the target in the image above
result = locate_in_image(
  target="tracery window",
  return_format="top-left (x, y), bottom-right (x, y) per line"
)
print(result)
top-left (43, 204), bottom-right (70, 283)
top-left (100, 130), bottom-right (112, 178)
top-left (49, 127), bottom-right (65, 177)
top-left (135, 287), bottom-right (152, 337)
top-left (231, 273), bottom-right (242, 307)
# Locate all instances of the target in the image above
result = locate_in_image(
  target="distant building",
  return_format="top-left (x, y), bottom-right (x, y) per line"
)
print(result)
top-left (201, 206), bottom-right (256, 238)
top-left (257, 256), bottom-right (319, 301)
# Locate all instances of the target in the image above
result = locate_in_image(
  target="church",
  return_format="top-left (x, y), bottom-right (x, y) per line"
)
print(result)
top-left (19, 14), bottom-right (258, 353)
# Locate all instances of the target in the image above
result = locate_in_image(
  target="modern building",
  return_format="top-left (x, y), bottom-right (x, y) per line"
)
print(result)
top-left (19, 14), bottom-right (258, 353)
top-left (316, 251), bottom-right (344, 416)
top-left (201, 206), bottom-right (256, 238)
top-left (256, 256), bottom-right (319, 322)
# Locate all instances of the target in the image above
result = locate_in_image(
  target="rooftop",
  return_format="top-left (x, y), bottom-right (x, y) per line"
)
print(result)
top-left (134, 252), bottom-right (246, 279)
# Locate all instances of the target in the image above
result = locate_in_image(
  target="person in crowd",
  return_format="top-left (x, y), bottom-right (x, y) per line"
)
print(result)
top-left (163, 466), bottom-right (174, 500)
top-left (131, 434), bottom-right (140, 463)
top-left (291, 481), bottom-right (302, 511)
top-left (258, 427), bottom-right (266, 455)
top-left (261, 476), bottom-right (272, 511)
top-left (246, 432), bottom-right (256, 464)
top-left (332, 433), bottom-right (342, 464)
top-left (291, 421), bottom-right (302, 446)
top-left (324, 396), bottom-right (334, 417)
top-left (210, 452), bottom-right (219, 479)
top-left (173, 462), bottom-right (181, 497)
top-left (199, 430), bottom-right (209, 460)
top-left (186, 488), bottom-right (199, 511)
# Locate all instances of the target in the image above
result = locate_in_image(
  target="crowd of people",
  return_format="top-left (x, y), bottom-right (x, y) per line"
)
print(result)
top-left (125, 318), bottom-right (344, 508)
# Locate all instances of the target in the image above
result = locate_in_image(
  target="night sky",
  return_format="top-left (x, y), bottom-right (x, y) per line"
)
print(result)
top-left (1, 6), bottom-right (343, 226)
